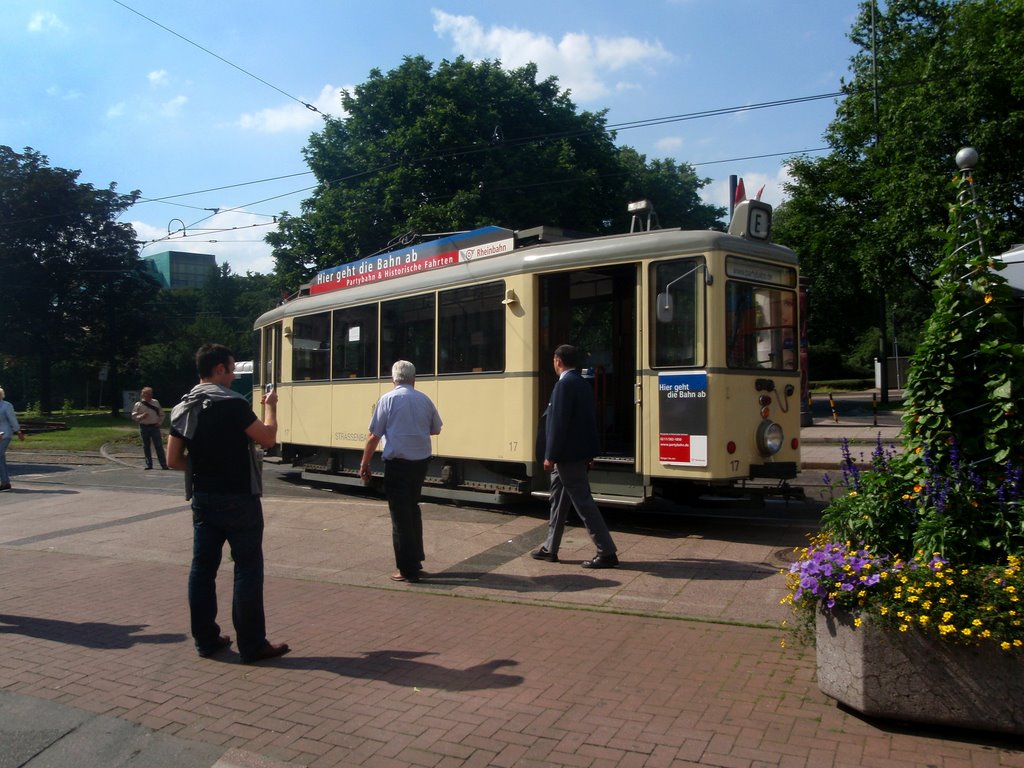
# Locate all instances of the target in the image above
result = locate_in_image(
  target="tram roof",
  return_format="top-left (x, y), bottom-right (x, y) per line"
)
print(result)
top-left (997, 243), bottom-right (1024, 295)
top-left (254, 225), bottom-right (797, 328)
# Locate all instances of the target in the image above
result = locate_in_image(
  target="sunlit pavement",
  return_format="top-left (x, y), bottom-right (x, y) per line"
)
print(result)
top-left (3, 394), bottom-right (1021, 767)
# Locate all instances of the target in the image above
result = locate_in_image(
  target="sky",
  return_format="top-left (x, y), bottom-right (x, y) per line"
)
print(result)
top-left (1, 1), bottom-right (862, 276)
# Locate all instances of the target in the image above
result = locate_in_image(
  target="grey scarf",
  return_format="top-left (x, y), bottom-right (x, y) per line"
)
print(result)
top-left (171, 383), bottom-right (262, 500)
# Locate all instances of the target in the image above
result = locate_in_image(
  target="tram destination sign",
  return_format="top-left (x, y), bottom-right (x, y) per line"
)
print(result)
top-left (310, 226), bottom-right (515, 295)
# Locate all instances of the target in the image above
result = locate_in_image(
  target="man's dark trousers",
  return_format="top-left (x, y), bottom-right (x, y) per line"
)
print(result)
top-left (140, 424), bottom-right (167, 468)
top-left (188, 492), bottom-right (266, 658)
top-left (544, 460), bottom-right (617, 557)
top-left (384, 458), bottom-right (429, 578)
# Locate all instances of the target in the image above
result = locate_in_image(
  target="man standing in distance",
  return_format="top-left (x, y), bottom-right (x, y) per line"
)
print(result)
top-left (131, 386), bottom-right (168, 470)
top-left (531, 344), bottom-right (619, 568)
top-left (167, 343), bottom-right (289, 663)
top-left (360, 360), bottom-right (442, 583)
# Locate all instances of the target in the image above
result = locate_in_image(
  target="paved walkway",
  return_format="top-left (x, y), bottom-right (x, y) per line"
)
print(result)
top-left (2, 393), bottom-right (1022, 767)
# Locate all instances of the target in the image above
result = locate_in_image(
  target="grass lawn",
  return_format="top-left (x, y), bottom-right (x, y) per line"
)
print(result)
top-left (17, 412), bottom-right (142, 453)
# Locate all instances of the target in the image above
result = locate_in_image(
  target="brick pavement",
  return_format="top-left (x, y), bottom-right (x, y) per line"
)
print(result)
top-left (2, 481), bottom-right (1024, 767)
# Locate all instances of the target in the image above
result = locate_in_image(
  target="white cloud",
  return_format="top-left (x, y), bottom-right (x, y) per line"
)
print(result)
top-left (655, 136), bottom-right (683, 153)
top-left (238, 84), bottom-right (348, 133)
top-left (134, 209), bottom-right (277, 275)
top-left (700, 166), bottom-right (793, 211)
top-left (106, 102), bottom-right (126, 119)
top-left (28, 11), bottom-right (66, 33)
top-left (160, 95), bottom-right (187, 118)
top-left (148, 70), bottom-right (169, 87)
top-left (431, 9), bottom-right (672, 102)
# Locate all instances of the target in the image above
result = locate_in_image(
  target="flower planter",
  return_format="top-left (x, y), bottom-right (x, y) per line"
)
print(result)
top-left (816, 608), bottom-right (1024, 735)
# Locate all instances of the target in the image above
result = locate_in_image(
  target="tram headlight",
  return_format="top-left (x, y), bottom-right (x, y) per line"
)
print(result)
top-left (755, 420), bottom-right (784, 457)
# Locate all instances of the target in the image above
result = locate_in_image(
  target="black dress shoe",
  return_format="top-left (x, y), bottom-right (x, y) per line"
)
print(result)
top-left (581, 554), bottom-right (619, 569)
top-left (197, 634), bottom-right (232, 658)
top-left (530, 547), bottom-right (559, 562)
top-left (240, 642), bottom-right (290, 664)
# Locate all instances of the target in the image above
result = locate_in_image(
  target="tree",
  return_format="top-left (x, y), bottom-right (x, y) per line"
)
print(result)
top-left (268, 56), bottom-right (722, 286)
top-left (0, 146), bottom-right (156, 413)
top-left (136, 268), bottom-right (279, 405)
top-left (774, 0), bottom-right (1024, 375)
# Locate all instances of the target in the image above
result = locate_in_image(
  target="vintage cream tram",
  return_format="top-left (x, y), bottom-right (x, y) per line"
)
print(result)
top-left (253, 200), bottom-right (801, 506)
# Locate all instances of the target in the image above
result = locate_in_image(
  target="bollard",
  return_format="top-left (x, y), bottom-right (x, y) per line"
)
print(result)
top-left (872, 392), bottom-right (878, 427)
top-left (829, 392), bottom-right (839, 423)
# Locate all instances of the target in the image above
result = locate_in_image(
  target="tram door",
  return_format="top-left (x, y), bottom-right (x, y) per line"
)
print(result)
top-left (538, 265), bottom-right (638, 463)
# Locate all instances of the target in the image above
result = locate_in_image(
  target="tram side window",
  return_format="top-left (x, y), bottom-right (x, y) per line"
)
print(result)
top-left (332, 304), bottom-right (378, 379)
top-left (439, 282), bottom-right (505, 374)
top-left (652, 259), bottom-right (700, 367)
top-left (292, 312), bottom-right (331, 381)
top-left (381, 295), bottom-right (435, 376)
top-left (725, 282), bottom-right (797, 370)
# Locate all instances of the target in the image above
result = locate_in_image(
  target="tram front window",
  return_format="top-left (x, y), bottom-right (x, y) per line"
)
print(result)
top-left (725, 282), bottom-right (797, 370)
top-left (652, 259), bottom-right (701, 367)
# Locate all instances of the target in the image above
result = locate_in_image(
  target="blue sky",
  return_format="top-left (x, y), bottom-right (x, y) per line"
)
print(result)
top-left (1, 1), bottom-right (861, 275)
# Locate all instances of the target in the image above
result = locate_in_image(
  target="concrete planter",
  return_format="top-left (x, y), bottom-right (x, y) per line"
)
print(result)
top-left (816, 608), bottom-right (1024, 735)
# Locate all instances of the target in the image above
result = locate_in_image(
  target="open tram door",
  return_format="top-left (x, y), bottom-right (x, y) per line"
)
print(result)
top-left (537, 264), bottom-right (643, 502)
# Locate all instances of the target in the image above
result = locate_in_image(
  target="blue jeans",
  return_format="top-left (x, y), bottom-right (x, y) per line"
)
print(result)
top-left (0, 434), bottom-right (11, 484)
top-left (384, 458), bottom-right (429, 578)
top-left (188, 492), bottom-right (267, 657)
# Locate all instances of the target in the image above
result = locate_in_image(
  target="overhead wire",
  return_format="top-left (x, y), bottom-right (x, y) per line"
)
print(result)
top-left (111, 0), bottom-right (323, 116)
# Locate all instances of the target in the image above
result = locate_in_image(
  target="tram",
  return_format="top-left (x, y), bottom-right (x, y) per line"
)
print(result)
top-left (252, 199), bottom-right (802, 506)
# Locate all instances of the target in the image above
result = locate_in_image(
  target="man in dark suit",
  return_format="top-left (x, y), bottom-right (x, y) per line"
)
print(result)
top-left (531, 344), bottom-right (619, 568)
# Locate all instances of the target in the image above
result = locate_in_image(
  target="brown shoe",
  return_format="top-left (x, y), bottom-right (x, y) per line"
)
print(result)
top-left (240, 642), bottom-right (290, 664)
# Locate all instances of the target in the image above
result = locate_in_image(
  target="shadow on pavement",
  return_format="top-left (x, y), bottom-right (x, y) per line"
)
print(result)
top-left (0, 613), bottom-right (186, 649)
top-left (10, 464), bottom-right (76, 476)
top-left (231, 649), bottom-right (524, 691)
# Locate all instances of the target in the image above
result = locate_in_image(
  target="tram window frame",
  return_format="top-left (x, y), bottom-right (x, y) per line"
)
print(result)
top-left (291, 312), bottom-right (331, 381)
top-left (331, 304), bottom-right (378, 379)
top-left (725, 280), bottom-right (798, 371)
top-left (381, 294), bottom-right (436, 376)
top-left (651, 258), bottom-right (704, 368)
top-left (438, 282), bottom-right (505, 374)
top-left (253, 329), bottom-right (262, 387)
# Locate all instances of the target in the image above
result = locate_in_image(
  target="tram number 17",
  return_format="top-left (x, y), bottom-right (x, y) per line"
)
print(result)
top-left (508, 441), bottom-right (517, 452)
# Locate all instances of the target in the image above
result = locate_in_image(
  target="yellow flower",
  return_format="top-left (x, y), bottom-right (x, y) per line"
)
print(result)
top-left (899, 624), bottom-right (909, 632)
top-left (972, 618), bottom-right (982, 627)
top-left (913, 484), bottom-right (923, 492)
top-left (848, 491), bottom-right (858, 498)
top-left (984, 293), bottom-right (993, 304)
top-left (854, 617), bottom-right (862, 628)
top-left (1002, 642), bottom-right (1012, 651)
top-left (962, 628), bottom-right (973, 637)
top-left (919, 616), bottom-right (929, 625)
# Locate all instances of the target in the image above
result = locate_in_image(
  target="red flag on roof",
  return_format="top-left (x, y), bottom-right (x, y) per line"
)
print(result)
top-left (755, 184), bottom-right (765, 201)
top-left (734, 178), bottom-right (746, 205)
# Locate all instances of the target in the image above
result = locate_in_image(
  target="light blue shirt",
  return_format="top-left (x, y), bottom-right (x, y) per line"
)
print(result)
top-left (0, 400), bottom-right (19, 438)
top-left (368, 384), bottom-right (442, 461)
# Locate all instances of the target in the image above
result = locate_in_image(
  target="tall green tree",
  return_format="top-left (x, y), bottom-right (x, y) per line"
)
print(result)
top-left (774, 0), bottom-right (1024, 377)
top-left (268, 56), bottom-right (722, 287)
top-left (0, 146), bottom-right (157, 413)
top-left (137, 268), bottom-right (279, 405)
